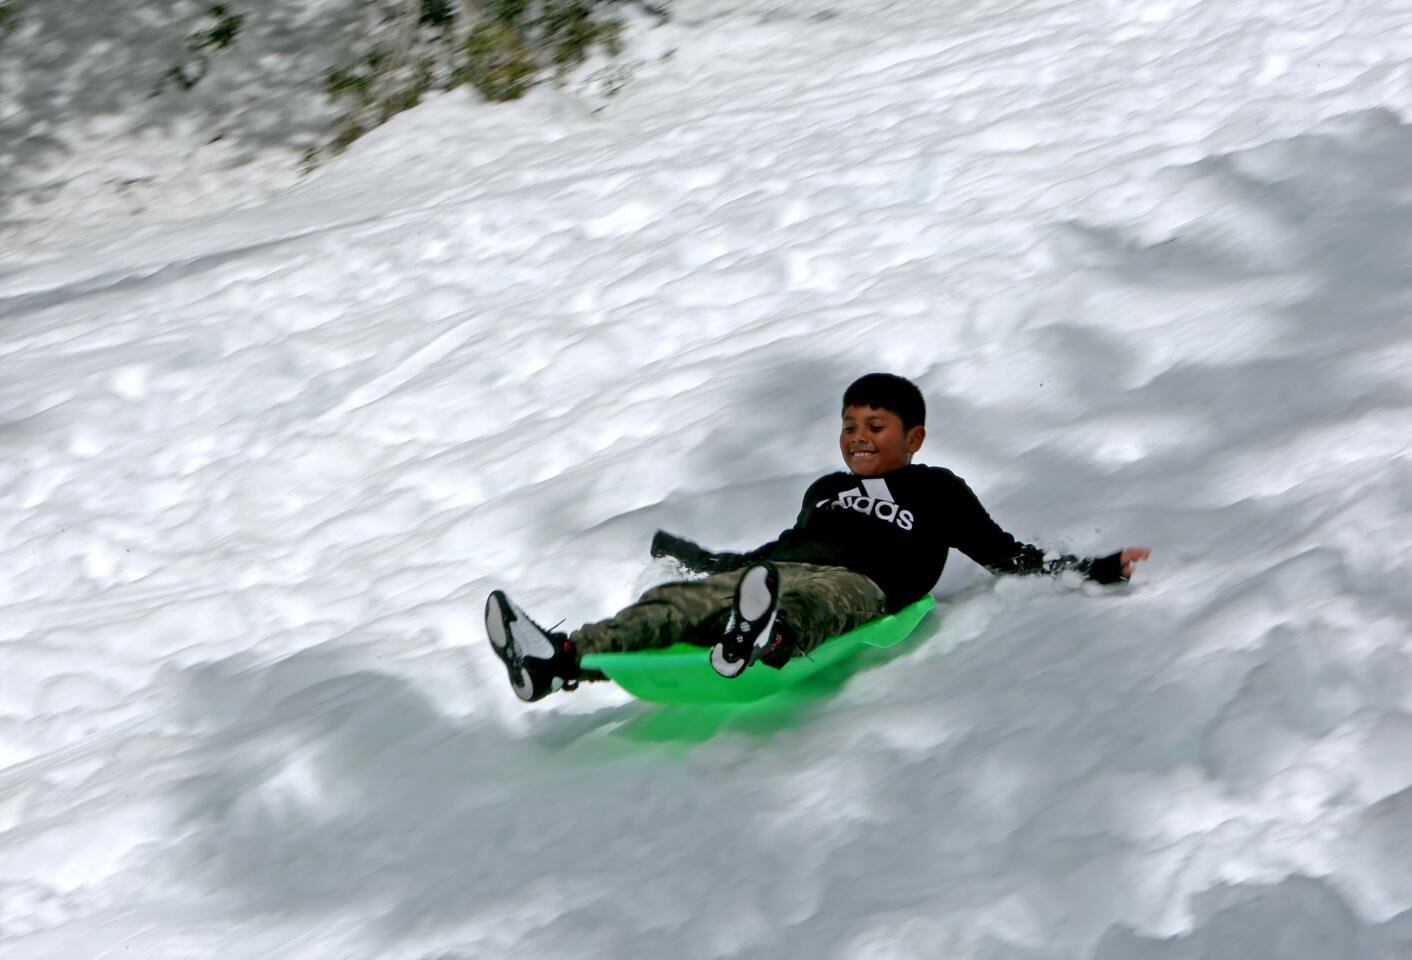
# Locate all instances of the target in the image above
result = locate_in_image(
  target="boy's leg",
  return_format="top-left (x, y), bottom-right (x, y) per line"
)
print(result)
top-left (569, 563), bottom-right (887, 658)
top-left (774, 563), bottom-right (887, 655)
top-left (570, 572), bottom-right (738, 655)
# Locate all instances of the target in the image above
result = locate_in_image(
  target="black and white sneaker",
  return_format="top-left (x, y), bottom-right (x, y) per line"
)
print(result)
top-left (711, 561), bottom-right (785, 678)
top-left (485, 590), bottom-right (582, 702)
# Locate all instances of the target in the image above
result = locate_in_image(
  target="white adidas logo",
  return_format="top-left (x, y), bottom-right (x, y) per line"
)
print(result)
top-left (817, 477), bottom-right (915, 531)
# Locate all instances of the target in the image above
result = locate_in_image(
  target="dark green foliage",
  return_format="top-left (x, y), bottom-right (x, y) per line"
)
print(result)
top-left (541, 1), bottom-right (613, 67)
top-left (196, 5), bottom-right (244, 49)
top-left (0, 1), bottom-right (23, 42)
top-left (326, 59), bottom-right (382, 107)
top-left (459, 0), bottom-right (627, 97)
top-left (299, 147), bottom-right (321, 176)
top-left (331, 121), bottom-right (368, 153)
top-left (459, 22), bottom-right (538, 101)
top-left (157, 4), bottom-right (246, 94)
top-left (320, 0), bottom-right (638, 158)
top-left (418, 0), bottom-right (456, 30)
top-left (487, 0), bottom-right (532, 27)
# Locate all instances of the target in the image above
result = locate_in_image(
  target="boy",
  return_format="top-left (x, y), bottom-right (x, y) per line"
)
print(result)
top-left (486, 373), bottom-right (1150, 702)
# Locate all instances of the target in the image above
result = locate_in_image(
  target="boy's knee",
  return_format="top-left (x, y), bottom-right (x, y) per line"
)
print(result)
top-left (636, 583), bottom-right (676, 604)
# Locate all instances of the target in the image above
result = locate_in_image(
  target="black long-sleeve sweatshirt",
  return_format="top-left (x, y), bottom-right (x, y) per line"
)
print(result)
top-left (652, 463), bottom-right (1124, 611)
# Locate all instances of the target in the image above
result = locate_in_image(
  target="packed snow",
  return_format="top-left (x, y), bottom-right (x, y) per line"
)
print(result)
top-left (3, 0), bottom-right (1412, 957)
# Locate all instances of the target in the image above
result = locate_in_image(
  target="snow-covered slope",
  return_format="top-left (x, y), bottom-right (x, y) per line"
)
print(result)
top-left (2, 1), bottom-right (1411, 957)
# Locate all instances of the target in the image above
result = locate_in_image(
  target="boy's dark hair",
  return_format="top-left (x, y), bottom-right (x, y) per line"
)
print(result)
top-left (842, 373), bottom-right (926, 430)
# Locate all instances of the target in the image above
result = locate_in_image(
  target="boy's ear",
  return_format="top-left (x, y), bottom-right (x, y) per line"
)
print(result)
top-left (907, 424), bottom-right (926, 452)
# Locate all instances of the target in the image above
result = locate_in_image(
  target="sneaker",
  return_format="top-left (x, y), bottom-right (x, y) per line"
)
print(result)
top-left (711, 561), bottom-right (785, 678)
top-left (757, 620), bottom-right (800, 670)
top-left (485, 590), bottom-right (583, 702)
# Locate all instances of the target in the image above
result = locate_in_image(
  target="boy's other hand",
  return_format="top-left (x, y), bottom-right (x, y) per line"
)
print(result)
top-left (1119, 547), bottom-right (1151, 580)
top-left (651, 530), bottom-right (686, 559)
top-left (651, 530), bottom-right (708, 567)
top-left (1085, 547), bottom-right (1152, 584)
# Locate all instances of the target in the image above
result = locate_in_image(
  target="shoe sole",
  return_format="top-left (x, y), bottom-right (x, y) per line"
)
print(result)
top-left (710, 563), bottom-right (779, 678)
top-left (738, 564), bottom-right (777, 624)
top-left (709, 643), bottom-right (748, 678)
top-left (485, 591), bottom-right (538, 702)
top-left (485, 591), bottom-right (512, 657)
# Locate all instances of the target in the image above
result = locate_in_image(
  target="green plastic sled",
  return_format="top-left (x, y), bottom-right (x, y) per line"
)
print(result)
top-left (580, 595), bottom-right (935, 704)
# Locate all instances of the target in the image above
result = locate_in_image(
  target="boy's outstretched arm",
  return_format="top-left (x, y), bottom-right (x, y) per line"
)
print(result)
top-left (650, 529), bottom-right (794, 575)
top-left (650, 530), bottom-right (739, 574)
top-left (649, 479), bottom-right (827, 575)
top-left (950, 477), bottom-right (1150, 584)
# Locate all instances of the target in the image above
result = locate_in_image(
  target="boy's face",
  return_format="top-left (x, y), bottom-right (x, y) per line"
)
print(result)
top-left (839, 405), bottom-right (925, 477)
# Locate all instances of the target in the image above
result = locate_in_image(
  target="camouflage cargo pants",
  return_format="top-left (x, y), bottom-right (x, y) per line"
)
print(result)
top-left (570, 563), bottom-right (887, 657)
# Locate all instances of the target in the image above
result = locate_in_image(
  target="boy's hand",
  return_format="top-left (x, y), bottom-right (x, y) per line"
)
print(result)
top-left (651, 530), bottom-right (710, 567)
top-left (1118, 547), bottom-right (1151, 580)
top-left (652, 530), bottom-right (742, 575)
top-left (1084, 547), bottom-right (1152, 584)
